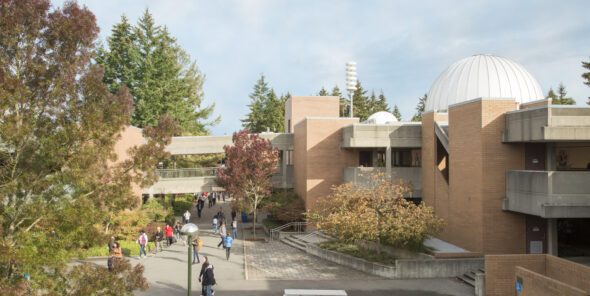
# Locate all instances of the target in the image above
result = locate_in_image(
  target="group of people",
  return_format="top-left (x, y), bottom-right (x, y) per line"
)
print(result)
top-left (195, 191), bottom-right (227, 219)
top-left (211, 207), bottom-right (237, 260)
top-left (107, 236), bottom-right (123, 271)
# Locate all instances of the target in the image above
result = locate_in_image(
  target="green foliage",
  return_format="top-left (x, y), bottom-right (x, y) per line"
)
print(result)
top-left (111, 211), bottom-right (151, 241)
top-left (261, 191), bottom-right (305, 223)
top-left (546, 83), bottom-right (576, 105)
top-left (171, 153), bottom-right (225, 168)
top-left (352, 81), bottom-right (371, 121)
top-left (325, 85), bottom-right (391, 120)
top-left (142, 199), bottom-right (171, 222)
top-left (331, 85), bottom-right (349, 117)
top-left (392, 105), bottom-right (402, 121)
top-left (262, 217), bottom-right (282, 231)
top-left (81, 240), bottom-right (156, 257)
top-left (318, 87), bottom-right (330, 96)
top-left (241, 74), bottom-right (289, 133)
top-left (59, 259), bottom-right (148, 295)
top-left (172, 196), bottom-right (193, 216)
top-left (97, 10), bottom-right (218, 135)
top-left (320, 240), bottom-right (397, 266)
top-left (412, 94), bottom-right (427, 122)
top-left (582, 58), bottom-right (590, 105)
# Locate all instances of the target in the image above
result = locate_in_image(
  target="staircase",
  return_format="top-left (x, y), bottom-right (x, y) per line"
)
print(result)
top-left (279, 231), bottom-right (333, 251)
top-left (457, 268), bottom-right (485, 287)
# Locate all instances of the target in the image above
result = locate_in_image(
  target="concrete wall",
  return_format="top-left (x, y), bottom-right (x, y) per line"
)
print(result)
top-left (504, 170), bottom-right (590, 218)
top-left (165, 133), bottom-right (294, 155)
top-left (486, 254), bottom-right (590, 296)
top-left (342, 167), bottom-right (422, 197)
top-left (294, 118), bottom-right (359, 210)
top-left (504, 106), bottom-right (590, 142)
top-left (340, 123), bottom-right (422, 148)
top-left (142, 176), bottom-right (218, 195)
top-left (395, 258), bottom-right (484, 279)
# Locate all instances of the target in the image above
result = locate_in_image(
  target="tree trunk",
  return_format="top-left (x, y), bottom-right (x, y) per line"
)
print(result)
top-left (376, 236), bottom-right (382, 255)
top-left (252, 193), bottom-right (258, 237)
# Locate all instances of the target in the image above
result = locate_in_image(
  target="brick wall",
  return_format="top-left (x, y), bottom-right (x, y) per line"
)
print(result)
top-left (285, 96), bottom-right (340, 133)
top-left (112, 126), bottom-right (144, 202)
top-left (520, 99), bottom-right (551, 110)
top-left (486, 254), bottom-right (590, 296)
top-left (516, 266), bottom-right (588, 296)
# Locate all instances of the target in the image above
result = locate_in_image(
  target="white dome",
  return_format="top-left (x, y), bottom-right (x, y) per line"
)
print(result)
top-left (364, 111), bottom-right (398, 124)
top-left (426, 54), bottom-right (544, 112)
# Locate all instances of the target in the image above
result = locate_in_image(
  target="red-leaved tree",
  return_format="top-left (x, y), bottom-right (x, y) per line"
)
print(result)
top-left (217, 129), bottom-right (278, 235)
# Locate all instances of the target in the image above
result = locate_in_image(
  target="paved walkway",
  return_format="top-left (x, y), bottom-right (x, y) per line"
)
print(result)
top-left (82, 197), bottom-right (474, 295)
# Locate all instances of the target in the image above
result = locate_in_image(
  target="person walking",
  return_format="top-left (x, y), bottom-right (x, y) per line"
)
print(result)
top-left (183, 210), bottom-right (191, 224)
top-left (175, 222), bottom-right (184, 245)
top-left (225, 235), bottom-right (233, 260)
top-left (222, 191), bottom-right (226, 203)
top-left (231, 210), bottom-right (236, 222)
top-left (199, 257), bottom-right (215, 296)
top-left (231, 218), bottom-right (238, 239)
top-left (197, 198), bottom-right (204, 219)
top-left (136, 230), bottom-right (148, 259)
top-left (192, 236), bottom-right (202, 264)
top-left (108, 241), bottom-right (123, 271)
top-left (212, 216), bottom-right (218, 234)
top-left (216, 207), bottom-right (225, 225)
top-left (217, 222), bottom-right (226, 248)
top-left (107, 236), bottom-right (116, 253)
top-left (155, 226), bottom-right (164, 252)
top-left (207, 192), bottom-right (212, 208)
top-left (164, 224), bottom-right (174, 246)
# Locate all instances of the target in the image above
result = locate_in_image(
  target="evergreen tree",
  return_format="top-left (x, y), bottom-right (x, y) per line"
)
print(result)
top-left (411, 94), bottom-right (427, 122)
top-left (392, 105), bottom-right (402, 121)
top-left (263, 89), bottom-right (285, 132)
top-left (547, 83), bottom-right (575, 105)
top-left (581, 58), bottom-right (590, 105)
top-left (331, 85), bottom-right (349, 117)
top-left (368, 91), bottom-right (378, 114)
top-left (376, 91), bottom-right (391, 112)
top-left (352, 81), bottom-right (371, 121)
top-left (242, 74), bottom-right (270, 132)
top-left (318, 87), bottom-right (329, 96)
top-left (97, 10), bottom-right (217, 135)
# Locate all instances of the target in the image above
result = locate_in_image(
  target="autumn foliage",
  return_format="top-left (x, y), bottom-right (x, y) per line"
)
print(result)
top-left (307, 172), bottom-right (444, 254)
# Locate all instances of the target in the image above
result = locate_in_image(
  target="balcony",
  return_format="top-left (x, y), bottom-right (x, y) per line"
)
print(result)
top-left (503, 106), bottom-right (590, 142)
top-left (503, 170), bottom-right (590, 218)
top-left (341, 123), bottom-right (422, 148)
top-left (156, 167), bottom-right (218, 178)
top-left (343, 167), bottom-right (422, 197)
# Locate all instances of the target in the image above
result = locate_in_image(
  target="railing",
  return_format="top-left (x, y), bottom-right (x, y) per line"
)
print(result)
top-left (156, 167), bottom-right (218, 179)
top-left (269, 221), bottom-right (311, 241)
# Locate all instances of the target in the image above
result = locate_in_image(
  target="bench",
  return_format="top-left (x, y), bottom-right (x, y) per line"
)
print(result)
top-left (283, 289), bottom-right (347, 296)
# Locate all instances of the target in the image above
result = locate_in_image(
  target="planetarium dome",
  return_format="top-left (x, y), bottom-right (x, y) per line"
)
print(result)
top-left (425, 54), bottom-right (544, 112)
top-left (364, 111), bottom-right (398, 124)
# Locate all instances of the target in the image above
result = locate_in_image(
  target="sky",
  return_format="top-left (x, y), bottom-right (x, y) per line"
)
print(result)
top-left (53, 0), bottom-right (590, 136)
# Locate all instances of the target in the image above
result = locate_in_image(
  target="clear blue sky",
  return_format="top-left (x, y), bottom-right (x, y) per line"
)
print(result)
top-left (53, 0), bottom-right (590, 136)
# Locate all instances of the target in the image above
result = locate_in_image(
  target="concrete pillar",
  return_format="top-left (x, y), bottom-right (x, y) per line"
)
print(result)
top-left (547, 218), bottom-right (558, 256)
top-left (386, 145), bottom-right (392, 177)
top-left (546, 143), bottom-right (556, 171)
top-left (281, 150), bottom-right (287, 189)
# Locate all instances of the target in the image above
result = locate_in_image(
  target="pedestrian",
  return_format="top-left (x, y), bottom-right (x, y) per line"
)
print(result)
top-left (216, 207), bottom-right (225, 224)
top-left (192, 236), bottom-right (202, 264)
top-left (175, 222), bottom-right (183, 244)
top-left (231, 210), bottom-right (236, 222)
top-left (207, 192), bottom-right (212, 208)
top-left (136, 230), bottom-right (148, 259)
top-left (222, 191), bottom-right (226, 202)
top-left (217, 222), bottom-right (226, 248)
top-left (155, 226), bottom-right (164, 252)
top-left (212, 192), bottom-right (216, 206)
top-left (199, 257), bottom-right (216, 296)
top-left (231, 218), bottom-right (238, 239)
top-left (107, 236), bottom-right (116, 253)
top-left (108, 241), bottom-right (123, 271)
top-left (197, 198), bottom-right (204, 219)
top-left (212, 216), bottom-right (218, 234)
top-left (225, 235), bottom-right (233, 260)
top-left (215, 191), bottom-right (220, 203)
top-left (165, 224), bottom-right (174, 246)
top-left (184, 210), bottom-right (191, 224)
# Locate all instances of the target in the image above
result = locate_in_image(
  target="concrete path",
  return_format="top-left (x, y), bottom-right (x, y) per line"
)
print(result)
top-left (81, 197), bottom-right (473, 295)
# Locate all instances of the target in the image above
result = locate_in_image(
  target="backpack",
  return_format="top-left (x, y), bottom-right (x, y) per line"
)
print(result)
top-left (197, 238), bottom-right (203, 248)
top-left (140, 234), bottom-right (146, 245)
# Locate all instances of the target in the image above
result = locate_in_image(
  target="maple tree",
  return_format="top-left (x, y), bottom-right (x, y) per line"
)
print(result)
top-left (307, 172), bottom-right (444, 254)
top-left (0, 0), bottom-right (175, 292)
top-left (217, 129), bottom-right (279, 235)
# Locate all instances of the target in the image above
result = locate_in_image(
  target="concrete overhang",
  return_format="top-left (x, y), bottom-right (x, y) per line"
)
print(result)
top-left (165, 133), bottom-right (294, 155)
top-left (503, 106), bottom-right (590, 142)
top-left (503, 170), bottom-right (590, 218)
top-left (340, 123), bottom-right (422, 148)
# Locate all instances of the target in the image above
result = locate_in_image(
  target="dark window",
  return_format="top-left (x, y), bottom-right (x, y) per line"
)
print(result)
top-left (359, 151), bottom-right (372, 167)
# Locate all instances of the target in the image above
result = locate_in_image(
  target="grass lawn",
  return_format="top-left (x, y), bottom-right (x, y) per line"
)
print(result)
top-left (79, 240), bottom-right (156, 258)
top-left (319, 240), bottom-right (397, 266)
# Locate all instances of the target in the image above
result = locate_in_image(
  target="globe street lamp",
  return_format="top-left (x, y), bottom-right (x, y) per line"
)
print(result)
top-left (181, 223), bottom-right (199, 295)
top-left (346, 61), bottom-right (357, 118)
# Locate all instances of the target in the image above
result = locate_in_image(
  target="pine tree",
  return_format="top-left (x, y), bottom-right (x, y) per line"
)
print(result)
top-left (331, 85), bottom-right (349, 117)
top-left (376, 91), bottom-right (390, 112)
top-left (352, 81), bottom-right (371, 121)
top-left (263, 89), bottom-right (285, 132)
top-left (582, 58), bottom-right (590, 105)
top-left (392, 105), bottom-right (402, 121)
top-left (242, 74), bottom-right (270, 132)
top-left (318, 87), bottom-right (329, 96)
top-left (368, 91), bottom-right (378, 114)
top-left (411, 94), bottom-right (427, 122)
top-left (97, 10), bottom-right (217, 135)
top-left (548, 83), bottom-right (575, 105)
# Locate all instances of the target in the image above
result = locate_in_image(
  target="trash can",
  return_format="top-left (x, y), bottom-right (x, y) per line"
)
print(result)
top-left (241, 212), bottom-right (248, 223)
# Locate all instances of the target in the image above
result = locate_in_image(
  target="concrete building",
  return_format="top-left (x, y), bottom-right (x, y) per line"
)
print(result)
top-left (118, 54), bottom-right (590, 258)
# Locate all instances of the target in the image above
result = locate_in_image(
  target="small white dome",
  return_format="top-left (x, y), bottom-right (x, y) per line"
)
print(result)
top-left (426, 54), bottom-right (544, 112)
top-left (364, 111), bottom-right (398, 124)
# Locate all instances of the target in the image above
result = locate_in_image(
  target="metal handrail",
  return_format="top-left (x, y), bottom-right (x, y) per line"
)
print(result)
top-left (156, 167), bottom-right (219, 179)
top-left (270, 221), bottom-right (311, 241)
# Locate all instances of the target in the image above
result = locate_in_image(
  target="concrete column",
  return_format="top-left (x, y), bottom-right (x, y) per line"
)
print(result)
top-left (281, 150), bottom-right (287, 189)
top-left (386, 146), bottom-right (392, 177)
top-left (547, 218), bottom-right (558, 256)
top-left (546, 143), bottom-right (556, 171)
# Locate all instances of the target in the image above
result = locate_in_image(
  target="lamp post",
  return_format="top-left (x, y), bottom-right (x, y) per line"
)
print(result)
top-left (346, 61), bottom-right (357, 118)
top-left (181, 223), bottom-right (199, 296)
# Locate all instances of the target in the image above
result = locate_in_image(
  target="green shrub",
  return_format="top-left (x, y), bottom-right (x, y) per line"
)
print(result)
top-left (142, 199), bottom-right (171, 222)
top-left (79, 240), bottom-right (156, 257)
top-left (110, 210), bottom-right (151, 241)
top-left (262, 191), bottom-right (305, 223)
top-left (320, 240), bottom-right (397, 266)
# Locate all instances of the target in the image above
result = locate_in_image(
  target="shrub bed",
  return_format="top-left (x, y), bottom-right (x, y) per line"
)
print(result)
top-left (79, 240), bottom-right (156, 258)
top-left (319, 240), bottom-right (397, 266)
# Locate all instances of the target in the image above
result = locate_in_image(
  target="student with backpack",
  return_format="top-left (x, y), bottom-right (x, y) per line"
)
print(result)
top-left (199, 256), bottom-right (215, 296)
top-left (212, 216), bottom-right (218, 234)
top-left (225, 235), bottom-right (233, 260)
top-left (136, 230), bottom-right (148, 259)
top-left (192, 236), bottom-right (202, 264)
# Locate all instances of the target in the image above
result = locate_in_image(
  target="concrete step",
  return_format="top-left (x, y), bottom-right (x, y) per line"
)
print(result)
top-left (280, 235), bottom-right (307, 251)
top-left (285, 235), bottom-right (307, 249)
top-left (457, 274), bottom-right (475, 287)
top-left (464, 271), bottom-right (476, 281)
